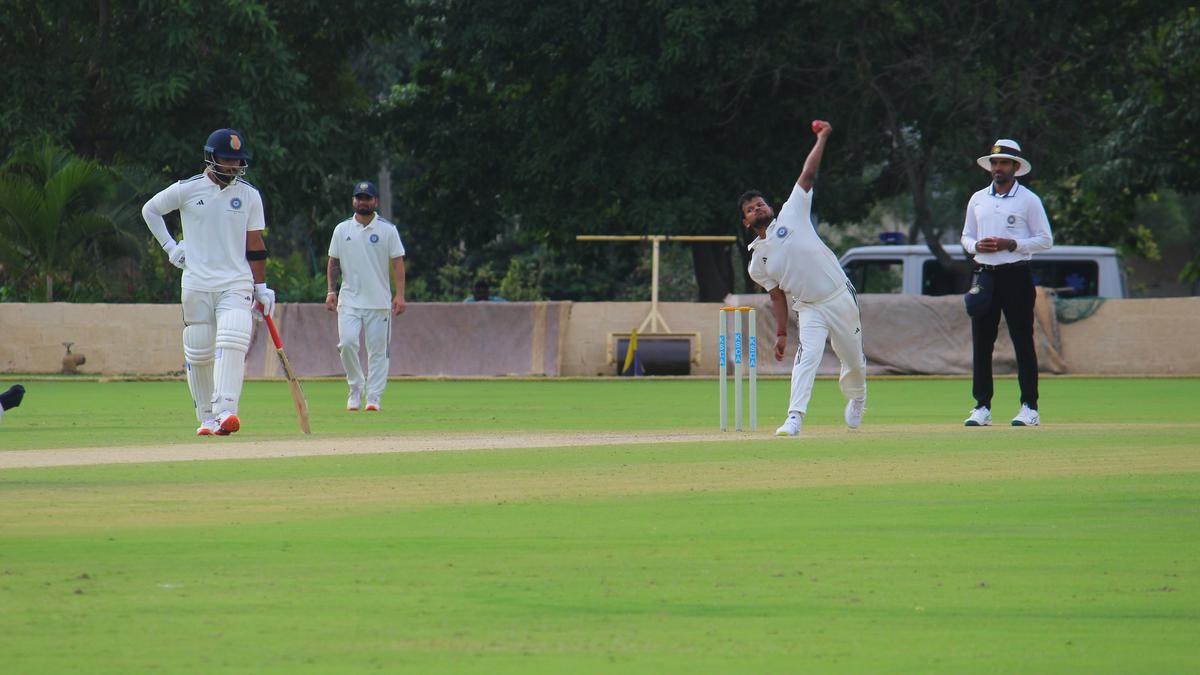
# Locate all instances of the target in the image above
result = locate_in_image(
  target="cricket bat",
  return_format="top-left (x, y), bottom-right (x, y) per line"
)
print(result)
top-left (262, 308), bottom-right (311, 434)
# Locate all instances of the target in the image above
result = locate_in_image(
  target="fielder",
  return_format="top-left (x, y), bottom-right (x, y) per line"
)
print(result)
top-left (740, 120), bottom-right (867, 436)
top-left (325, 180), bottom-right (406, 411)
top-left (141, 128), bottom-right (275, 436)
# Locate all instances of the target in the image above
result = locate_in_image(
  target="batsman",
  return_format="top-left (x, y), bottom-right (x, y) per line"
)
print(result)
top-left (141, 128), bottom-right (275, 436)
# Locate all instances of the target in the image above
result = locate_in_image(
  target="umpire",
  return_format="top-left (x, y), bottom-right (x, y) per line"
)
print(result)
top-left (960, 139), bottom-right (1053, 427)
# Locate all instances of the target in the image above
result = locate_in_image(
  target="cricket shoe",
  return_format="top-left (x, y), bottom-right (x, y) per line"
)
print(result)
top-left (775, 412), bottom-right (802, 437)
top-left (964, 407), bottom-right (992, 427)
top-left (346, 389), bottom-right (362, 412)
top-left (365, 397), bottom-right (381, 412)
top-left (215, 411), bottom-right (240, 436)
top-left (196, 418), bottom-right (220, 436)
top-left (1011, 404), bottom-right (1040, 426)
top-left (845, 396), bottom-right (866, 429)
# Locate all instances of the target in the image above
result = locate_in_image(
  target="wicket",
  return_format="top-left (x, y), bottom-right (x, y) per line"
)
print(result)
top-left (718, 306), bottom-right (757, 431)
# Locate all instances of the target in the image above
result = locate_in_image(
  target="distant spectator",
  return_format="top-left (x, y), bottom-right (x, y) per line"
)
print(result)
top-left (464, 279), bottom-right (507, 302)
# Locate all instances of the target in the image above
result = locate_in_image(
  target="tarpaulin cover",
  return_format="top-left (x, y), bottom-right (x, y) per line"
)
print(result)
top-left (246, 302), bottom-right (570, 377)
top-left (723, 290), bottom-right (1065, 376)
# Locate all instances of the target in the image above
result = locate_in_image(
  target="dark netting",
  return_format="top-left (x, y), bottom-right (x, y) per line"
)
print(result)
top-left (1055, 297), bottom-right (1106, 324)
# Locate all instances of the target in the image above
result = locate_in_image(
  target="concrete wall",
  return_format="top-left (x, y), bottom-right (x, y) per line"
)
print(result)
top-left (2, 298), bottom-right (1198, 376)
top-left (0, 303), bottom-right (183, 375)
top-left (1059, 297), bottom-right (1200, 375)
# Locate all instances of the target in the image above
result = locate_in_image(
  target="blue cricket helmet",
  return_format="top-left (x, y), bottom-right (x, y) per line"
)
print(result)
top-left (204, 128), bottom-right (249, 182)
top-left (204, 128), bottom-right (249, 160)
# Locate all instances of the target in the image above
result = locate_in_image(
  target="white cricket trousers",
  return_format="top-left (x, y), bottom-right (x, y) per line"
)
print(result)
top-left (788, 286), bottom-right (867, 415)
top-left (337, 306), bottom-right (391, 401)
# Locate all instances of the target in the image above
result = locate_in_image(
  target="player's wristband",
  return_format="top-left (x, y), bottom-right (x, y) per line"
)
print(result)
top-left (326, 291), bottom-right (337, 296)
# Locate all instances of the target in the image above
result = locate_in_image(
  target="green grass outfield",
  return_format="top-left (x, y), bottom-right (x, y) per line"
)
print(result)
top-left (1, 378), bottom-right (1198, 672)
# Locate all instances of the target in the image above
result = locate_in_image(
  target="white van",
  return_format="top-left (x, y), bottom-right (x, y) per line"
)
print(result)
top-left (839, 244), bottom-right (1126, 298)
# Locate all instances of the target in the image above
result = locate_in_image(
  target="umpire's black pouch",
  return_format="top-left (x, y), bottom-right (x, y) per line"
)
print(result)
top-left (964, 269), bottom-right (994, 317)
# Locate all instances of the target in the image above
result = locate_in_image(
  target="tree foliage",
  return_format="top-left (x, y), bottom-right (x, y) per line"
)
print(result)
top-left (0, 0), bottom-right (1197, 302)
top-left (393, 0), bottom-right (1199, 295)
top-left (0, 0), bottom-right (412, 275)
top-left (0, 140), bottom-right (139, 300)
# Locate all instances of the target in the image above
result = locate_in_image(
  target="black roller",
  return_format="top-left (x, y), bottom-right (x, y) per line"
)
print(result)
top-left (615, 337), bottom-right (691, 376)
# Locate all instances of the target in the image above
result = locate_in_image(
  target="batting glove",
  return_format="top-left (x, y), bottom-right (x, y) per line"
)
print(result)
top-left (254, 283), bottom-right (276, 319)
top-left (165, 241), bottom-right (187, 270)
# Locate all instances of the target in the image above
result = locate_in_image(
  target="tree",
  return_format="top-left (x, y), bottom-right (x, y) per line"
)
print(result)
top-left (806, 1), bottom-right (1183, 266)
top-left (393, 1), bottom-right (1199, 300)
top-left (0, 141), bottom-right (138, 301)
top-left (3, 1), bottom-right (1196, 301)
top-left (1085, 5), bottom-right (1200, 279)
top-left (0, 0), bottom-right (414, 277)
top-left (394, 0), bottom-right (836, 300)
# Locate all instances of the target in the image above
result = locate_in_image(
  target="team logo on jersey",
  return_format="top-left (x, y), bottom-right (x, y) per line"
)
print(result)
top-left (369, 233), bottom-right (380, 243)
top-left (230, 197), bottom-right (242, 209)
top-left (776, 226), bottom-right (789, 237)
top-left (230, 135), bottom-right (242, 151)
top-left (1007, 215), bottom-right (1016, 224)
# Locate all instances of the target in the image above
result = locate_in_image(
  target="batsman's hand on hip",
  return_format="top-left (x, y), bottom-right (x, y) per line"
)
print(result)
top-left (254, 283), bottom-right (276, 320)
top-left (774, 335), bottom-right (787, 361)
top-left (165, 241), bottom-right (187, 270)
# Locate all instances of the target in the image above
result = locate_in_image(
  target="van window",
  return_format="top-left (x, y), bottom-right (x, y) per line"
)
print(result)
top-left (843, 259), bottom-right (903, 293)
top-left (922, 260), bottom-right (972, 295)
top-left (1031, 260), bottom-right (1099, 296)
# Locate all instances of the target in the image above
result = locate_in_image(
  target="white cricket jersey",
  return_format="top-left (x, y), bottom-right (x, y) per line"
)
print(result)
top-left (747, 183), bottom-right (850, 305)
top-left (961, 180), bottom-right (1053, 265)
top-left (145, 174), bottom-right (266, 291)
top-left (328, 214), bottom-right (405, 310)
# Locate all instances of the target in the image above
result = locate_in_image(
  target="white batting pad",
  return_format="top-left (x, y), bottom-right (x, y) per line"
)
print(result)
top-left (183, 323), bottom-right (216, 364)
top-left (212, 309), bottom-right (253, 416)
top-left (183, 323), bottom-right (216, 421)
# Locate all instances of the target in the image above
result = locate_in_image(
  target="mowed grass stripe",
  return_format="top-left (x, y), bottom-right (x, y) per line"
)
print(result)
top-left (1, 378), bottom-right (1197, 451)
top-left (1, 473), bottom-right (1196, 672)
top-left (4, 421), bottom-right (1199, 469)
top-left (1, 379), bottom-right (1197, 672)
top-left (2, 426), bottom-right (1196, 533)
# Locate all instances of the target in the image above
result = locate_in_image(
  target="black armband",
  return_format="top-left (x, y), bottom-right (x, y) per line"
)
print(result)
top-left (246, 249), bottom-right (269, 261)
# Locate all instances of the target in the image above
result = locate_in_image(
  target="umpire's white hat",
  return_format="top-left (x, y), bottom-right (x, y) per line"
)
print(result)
top-left (977, 139), bottom-right (1031, 176)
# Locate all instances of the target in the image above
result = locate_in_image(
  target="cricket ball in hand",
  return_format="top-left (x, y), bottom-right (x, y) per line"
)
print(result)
top-left (811, 120), bottom-right (824, 133)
